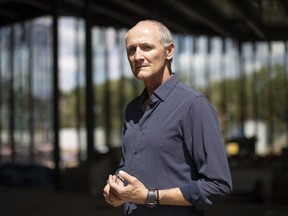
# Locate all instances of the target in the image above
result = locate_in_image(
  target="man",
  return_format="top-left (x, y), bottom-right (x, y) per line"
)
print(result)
top-left (103, 19), bottom-right (232, 216)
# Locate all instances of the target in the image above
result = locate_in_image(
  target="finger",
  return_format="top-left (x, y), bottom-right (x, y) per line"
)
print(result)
top-left (103, 182), bottom-right (124, 207)
top-left (109, 175), bottom-right (124, 193)
top-left (108, 189), bottom-right (125, 206)
top-left (109, 175), bottom-right (119, 186)
top-left (103, 183), bottom-right (109, 194)
top-left (105, 194), bottom-right (119, 206)
top-left (108, 174), bottom-right (117, 185)
top-left (116, 174), bottom-right (125, 184)
top-left (109, 196), bottom-right (125, 207)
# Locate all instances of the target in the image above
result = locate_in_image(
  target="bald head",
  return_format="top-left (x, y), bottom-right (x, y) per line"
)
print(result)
top-left (126, 20), bottom-right (173, 47)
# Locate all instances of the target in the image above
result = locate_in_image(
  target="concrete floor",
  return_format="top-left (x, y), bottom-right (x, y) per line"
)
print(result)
top-left (0, 187), bottom-right (122, 216)
top-left (0, 187), bottom-right (288, 216)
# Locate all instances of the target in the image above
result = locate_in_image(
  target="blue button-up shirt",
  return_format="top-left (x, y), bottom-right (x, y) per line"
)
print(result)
top-left (118, 74), bottom-right (232, 216)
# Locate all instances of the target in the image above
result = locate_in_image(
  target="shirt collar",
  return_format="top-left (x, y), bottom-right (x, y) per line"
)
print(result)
top-left (153, 73), bottom-right (179, 101)
top-left (138, 73), bottom-right (180, 109)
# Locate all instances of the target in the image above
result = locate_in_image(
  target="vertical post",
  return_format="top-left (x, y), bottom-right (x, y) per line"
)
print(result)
top-left (85, 0), bottom-right (95, 161)
top-left (52, 0), bottom-right (61, 191)
top-left (238, 41), bottom-right (245, 135)
top-left (0, 29), bottom-right (2, 163)
top-left (267, 42), bottom-right (274, 149)
top-left (252, 43), bottom-right (258, 135)
top-left (285, 41), bottom-right (288, 147)
top-left (9, 26), bottom-right (15, 162)
top-left (190, 35), bottom-right (197, 87)
top-left (28, 22), bottom-right (35, 164)
top-left (220, 38), bottom-right (227, 138)
top-left (104, 32), bottom-right (111, 148)
top-left (205, 37), bottom-right (211, 100)
top-left (118, 31), bottom-right (126, 122)
top-left (75, 19), bottom-right (82, 163)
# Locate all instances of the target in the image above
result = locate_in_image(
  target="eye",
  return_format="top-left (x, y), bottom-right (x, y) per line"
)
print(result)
top-left (127, 46), bottom-right (136, 55)
top-left (142, 44), bottom-right (152, 51)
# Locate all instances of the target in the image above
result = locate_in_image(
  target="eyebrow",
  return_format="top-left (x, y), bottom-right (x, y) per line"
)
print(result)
top-left (127, 42), bottom-right (154, 48)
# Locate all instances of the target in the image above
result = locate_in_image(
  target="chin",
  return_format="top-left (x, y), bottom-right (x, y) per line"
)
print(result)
top-left (135, 76), bottom-right (145, 81)
top-left (134, 71), bottom-right (149, 80)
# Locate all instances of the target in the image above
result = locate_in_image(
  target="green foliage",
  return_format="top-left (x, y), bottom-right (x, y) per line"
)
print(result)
top-left (60, 77), bottom-right (144, 128)
top-left (60, 87), bottom-right (86, 128)
top-left (207, 63), bottom-right (288, 139)
top-left (60, 65), bottom-right (287, 141)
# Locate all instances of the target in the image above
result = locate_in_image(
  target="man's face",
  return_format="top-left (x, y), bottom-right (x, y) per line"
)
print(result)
top-left (125, 22), bottom-right (169, 81)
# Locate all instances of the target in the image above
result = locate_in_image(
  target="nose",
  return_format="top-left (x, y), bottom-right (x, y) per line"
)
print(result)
top-left (134, 47), bottom-right (143, 60)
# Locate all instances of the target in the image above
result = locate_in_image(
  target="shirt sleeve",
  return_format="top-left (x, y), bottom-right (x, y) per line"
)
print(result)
top-left (179, 96), bottom-right (232, 210)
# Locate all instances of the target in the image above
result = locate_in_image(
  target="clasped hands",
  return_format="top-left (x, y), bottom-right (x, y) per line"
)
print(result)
top-left (103, 170), bottom-right (148, 207)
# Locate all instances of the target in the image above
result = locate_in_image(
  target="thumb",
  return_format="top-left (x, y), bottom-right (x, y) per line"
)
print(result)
top-left (118, 170), bottom-right (134, 184)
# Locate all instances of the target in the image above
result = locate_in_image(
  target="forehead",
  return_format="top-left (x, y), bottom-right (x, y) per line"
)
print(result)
top-left (126, 22), bottom-right (161, 45)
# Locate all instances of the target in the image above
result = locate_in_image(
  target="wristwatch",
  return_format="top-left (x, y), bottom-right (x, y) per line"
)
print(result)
top-left (145, 188), bottom-right (159, 208)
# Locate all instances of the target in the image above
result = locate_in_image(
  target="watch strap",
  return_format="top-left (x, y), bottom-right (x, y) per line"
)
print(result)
top-left (145, 188), bottom-right (159, 208)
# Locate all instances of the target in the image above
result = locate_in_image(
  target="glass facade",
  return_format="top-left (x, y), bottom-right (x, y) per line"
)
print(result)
top-left (0, 18), bottom-right (53, 166)
top-left (0, 16), bottom-right (287, 168)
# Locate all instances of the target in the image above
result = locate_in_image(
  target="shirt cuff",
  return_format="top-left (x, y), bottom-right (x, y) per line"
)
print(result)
top-left (179, 181), bottom-right (209, 210)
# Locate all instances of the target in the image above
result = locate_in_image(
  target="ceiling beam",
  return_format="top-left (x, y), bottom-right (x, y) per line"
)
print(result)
top-left (0, 8), bottom-right (18, 18)
top-left (90, 3), bottom-right (134, 26)
top-left (61, 0), bottom-right (135, 26)
top-left (275, 0), bottom-right (288, 26)
top-left (0, 0), bottom-right (52, 11)
top-left (0, 0), bottom-right (287, 41)
top-left (164, 0), bottom-right (234, 38)
top-left (228, 0), bottom-right (266, 40)
top-left (109, 0), bottom-right (191, 33)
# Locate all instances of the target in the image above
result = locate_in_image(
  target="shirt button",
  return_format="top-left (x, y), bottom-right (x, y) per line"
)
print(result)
top-left (134, 151), bottom-right (137, 155)
top-left (138, 128), bottom-right (142, 132)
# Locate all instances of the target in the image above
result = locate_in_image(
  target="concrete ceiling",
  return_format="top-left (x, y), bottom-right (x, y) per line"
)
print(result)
top-left (1, 0), bottom-right (288, 42)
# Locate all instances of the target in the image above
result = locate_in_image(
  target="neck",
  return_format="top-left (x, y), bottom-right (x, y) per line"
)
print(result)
top-left (144, 71), bottom-right (172, 94)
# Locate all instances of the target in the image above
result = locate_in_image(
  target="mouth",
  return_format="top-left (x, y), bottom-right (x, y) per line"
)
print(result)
top-left (135, 65), bottom-right (147, 70)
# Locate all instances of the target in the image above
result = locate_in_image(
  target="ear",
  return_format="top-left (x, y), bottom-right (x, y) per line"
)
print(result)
top-left (166, 42), bottom-right (175, 60)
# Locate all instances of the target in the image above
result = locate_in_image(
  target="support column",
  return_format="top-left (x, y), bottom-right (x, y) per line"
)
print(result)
top-left (220, 38), bottom-right (227, 138)
top-left (267, 42), bottom-right (274, 148)
top-left (85, 0), bottom-right (95, 161)
top-left (75, 19), bottom-right (82, 163)
top-left (27, 22), bottom-right (35, 164)
top-left (285, 42), bottom-right (288, 147)
top-left (52, 0), bottom-right (61, 191)
top-left (252, 43), bottom-right (259, 135)
top-left (0, 30), bottom-right (2, 163)
top-left (104, 32), bottom-right (112, 148)
top-left (238, 41), bottom-right (245, 134)
top-left (205, 37), bottom-right (211, 100)
top-left (9, 26), bottom-right (15, 162)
